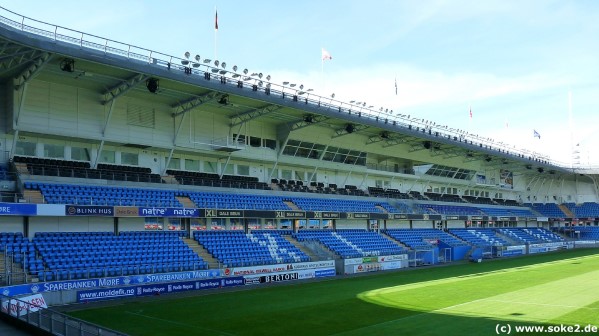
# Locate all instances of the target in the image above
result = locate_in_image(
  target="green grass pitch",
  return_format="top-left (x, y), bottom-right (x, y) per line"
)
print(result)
top-left (68, 249), bottom-right (599, 335)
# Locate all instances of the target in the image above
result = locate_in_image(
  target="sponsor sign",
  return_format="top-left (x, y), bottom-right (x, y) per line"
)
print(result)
top-left (380, 261), bottom-right (403, 271)
top-left (310, 211), bottom-right (340, 219)
top-left (225, 260), bottom-right (334, 277)
top-left (354, 263), bottom-right (382, 273)
top-left (138, 207), bottom-right (199, 217)
top-left (65, 205), bottom-right (113, 216)
top-left (0, 203), bottom-right (36, 216)
top-left (314, 269), bottom-right (336, 278)
top-left (244, 269), bottom-right (333, 285)
top-left (77, 287), bottom-right (136, 302)
top-left (344, 254), bottom-right (407, 266)
top-left (275, 211), bottom-right (306, 219)
top-left (114, 206), bottom-right (139, 217)
top-left (378, 254), bottom-right (408, 262)
top-left (77, 277), bottom-right (244, 302)
top-left (0, 270), bottom-right (221, 297)
top-left (205, 209), bottom-right (244, 218)
top-left (1, 294), bottom-right (47, 317)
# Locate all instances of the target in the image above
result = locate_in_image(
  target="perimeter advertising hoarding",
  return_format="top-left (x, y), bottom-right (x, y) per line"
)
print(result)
top-left (344, 254), bottom-right (407, 266)
top-left (76, 277), bottom-right (244, 302)
top-left (223, 260), bottom-right (335, 277)
top-left (1, 293), bottom-right (47, 317)
top-left (0, 269), bottom-right (221, 297)
top-left (0, 202), bottom-right (36, 216)
top-left (243, 268), bottom-right (336, 285)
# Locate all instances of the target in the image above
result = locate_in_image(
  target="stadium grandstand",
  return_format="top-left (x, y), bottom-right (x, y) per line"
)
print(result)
top-left (0, 6), bottom-right (598, 334)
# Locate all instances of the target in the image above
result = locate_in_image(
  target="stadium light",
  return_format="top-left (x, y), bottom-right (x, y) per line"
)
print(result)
top-left (146, 78), bottom-right (159, 93)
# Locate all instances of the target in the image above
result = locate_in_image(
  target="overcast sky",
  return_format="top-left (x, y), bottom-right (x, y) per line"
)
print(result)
top-left (3, 0), bottom-right (599, 166)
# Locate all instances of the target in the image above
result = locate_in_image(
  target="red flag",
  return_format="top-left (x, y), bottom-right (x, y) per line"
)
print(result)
top-left (321, 48), bottom-right (332, 61)
top-left (215, 10), bottom-right (218, 30)
top-left (469, 107), bottom-right (472, 118)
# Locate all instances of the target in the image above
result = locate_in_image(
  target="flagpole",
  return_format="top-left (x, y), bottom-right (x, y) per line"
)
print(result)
top-left (214, 6), bottom-right (218, 61)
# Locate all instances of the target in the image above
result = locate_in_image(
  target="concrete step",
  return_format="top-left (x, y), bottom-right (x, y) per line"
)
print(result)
top-left (282, 235), bottom-right (315, 261)
top-left (176, 196), bottom-right (195, 208)
top-left (284, 201), bottom-right (300, 210)
top-left (181, 237), bottom-right (220, 267)
top-left (558, 204), bottom-right (574, 217)
top-left (375, 205), bottom-right (388, 213)
top-left (23, 189), bottom-right (44, 204)
top-left (162, 175), bottom-right (179, 184)
top-left (380, 232), bottom-right (408, 248)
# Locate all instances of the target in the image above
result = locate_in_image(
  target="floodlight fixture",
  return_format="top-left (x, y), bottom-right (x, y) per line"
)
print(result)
top-left (331, 93), bottom-right (335, 98)
top-left (203, 59), bottom-right (212, 63)
top-left (258, 73), bottom-right (263, 79)
top-left (243, 68), bottom-right (248, 74)
top-left (214, 60), bottom-right (220, 67)
top-left (194, 54), bottom-right (201, 61)
top-left (221, 62), bottom-right (227, 69)
top-left (300, 84), bottom-right (304, 90)
top-left (266, 75), bottom-right (271, 81)
top-left (283, 81), bottom-right (290, 85)
top-left (233, 65), bottom-right (238, 72)
top-left (146, 78), bottom-right (159, 93)
top-left (60, 58), bottom-right (75, 72)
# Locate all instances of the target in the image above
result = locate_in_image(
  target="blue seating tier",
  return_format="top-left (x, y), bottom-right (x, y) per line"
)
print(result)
top-left (194, 230), bottom-right (310, 267)
top-left (293, 229), bottom-right (405, 258)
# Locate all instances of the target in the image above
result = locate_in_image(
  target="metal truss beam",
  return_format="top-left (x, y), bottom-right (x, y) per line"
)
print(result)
top-left (381, 136), bottom-right (409, 148)
top-left (0, 44), bottom-right (42, 76)
top-left (230, 104), bottom-right (282, 127)
top-left (171, 91), bottom-right (220, 117)
top-left (287, 115), bottom-right (329, 132)
top-left (103, 73), bottom-right (149, 104)
top-left (332, 124), bottom-right (369, 139)
top-left (14, 52), bottom-right (52, 90)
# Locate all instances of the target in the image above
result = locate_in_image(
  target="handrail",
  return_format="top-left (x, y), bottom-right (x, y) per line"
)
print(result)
top-left (0, 293), bottom-right (127, 336)
top-left (0, 6), bottom-right (575, 169)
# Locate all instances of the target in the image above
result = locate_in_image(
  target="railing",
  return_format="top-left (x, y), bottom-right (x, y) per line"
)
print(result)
top-left (0, 293), bottom-right (127, 336)
top-left (0, 6), bottom-right (574, 169)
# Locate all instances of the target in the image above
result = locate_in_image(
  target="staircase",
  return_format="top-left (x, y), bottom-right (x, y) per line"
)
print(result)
top-left (24, 189), bottom-right (44, 203)
top-left (13, 162), bottom-right (29, 175)
top-left (558, 204), bottom-right (574, 217)
top-left (0, 253), bottom-right (29, 285)
top-left (380, 232), bottom-right (408, 249)
top-left (162, 175), bottom-right (179, 184)
top-left (375, 205), bottom-right (388, 213)
top-left (282, 235), bottom-right (317, 261)
top-left (176, 196), bottom-right (196, 208)
top-left (181, 238), bottom-right (219, 267)
top-left (494, 230), bottom-right (522, 245)
top-left (284, 201), bottom-right (300, 210)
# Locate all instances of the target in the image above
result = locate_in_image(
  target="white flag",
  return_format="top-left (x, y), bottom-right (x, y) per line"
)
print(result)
top-left (321, 48), bottom-right (332, 61)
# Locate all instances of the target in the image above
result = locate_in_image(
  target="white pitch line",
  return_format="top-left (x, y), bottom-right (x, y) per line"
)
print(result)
top-left (483, 299), bottom-right (599, 311)
top-left (125, 311), bottom-right (237, 336)
top-left (329, 299), bottom-right (487, 335)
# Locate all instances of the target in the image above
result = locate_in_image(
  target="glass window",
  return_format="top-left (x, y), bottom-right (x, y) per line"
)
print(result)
top-left (15, 141), bottom-right (36, 156)
top-left (263, 139), bottom-right (276, 150)
top-left (121, 152), bottom-right (138, 165)
top-left (167, 157), bottom-right (180, 169)
top-left (71, 146), bottom-right (90, 161)
top-left (237, 165), bottom-right (250, 176)
top-left (185, 159), bottom-right (199, 171)
top-left (44, 144), bottom-right (64, 159)
top-left (281, 170), bottom-right (292, 180)
top-left (223, 164), bottom-right (234, 175)
top-left (99, 150), bottom-right (115, 163)
top-left (204, 161), bottom-right (217, 173)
